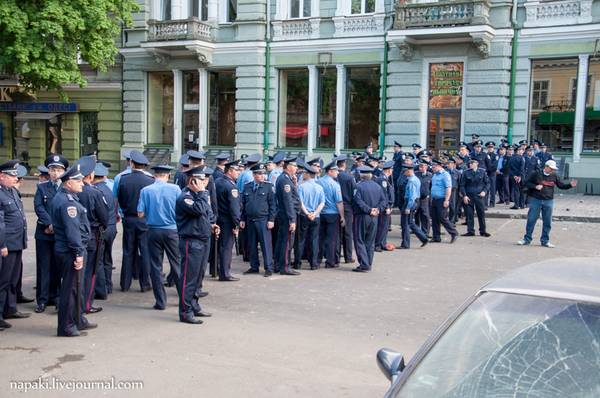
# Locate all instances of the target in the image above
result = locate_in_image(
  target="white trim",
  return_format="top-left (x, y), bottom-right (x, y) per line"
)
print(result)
top-left (198, 68), bottom-right (209, 150)
top-left (335, 64), bottom-right (346, 154)
top-left (531, 79), bottom-right (551, 111)
top-left (143, 72), bottom-right (148, 145)
top-left (307, 65), bottom-right (318, 155)
top-left (61, 83), bottom-right (123, 91)
top-left (270, 36), bottom-right (384, 52)
top-left (420, 57), bottom-right (468, 148)
top-left (573, 54), bottom-right (589, 162)
top-left (173, 69), bottom-right (183, 160)
top-left (389, 25), bottom-right (498, 39)
top-left (520, 23), bottom-right (600, 42)
top-left (126, 41), bottom-right (267, 56)
top-left (217, 0), bottom-right (227, 23)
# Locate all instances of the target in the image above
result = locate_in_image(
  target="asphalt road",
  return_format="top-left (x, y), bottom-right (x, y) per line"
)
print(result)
top-left (1, 198), bottom-right (599, 397)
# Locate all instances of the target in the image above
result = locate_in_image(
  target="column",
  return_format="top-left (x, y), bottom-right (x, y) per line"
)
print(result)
top-left (198, 68), bottom-right (209, 150)
top-left (172, 69), bottom-right (183, 161)
top-left (307, 65), bottom-right (318, 156)
top-left (573, 54), bottom-right (589, 162)
top-left (335, 64), bottom-right (346, 154)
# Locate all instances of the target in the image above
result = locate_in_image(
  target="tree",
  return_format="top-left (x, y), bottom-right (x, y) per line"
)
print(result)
top-left (0, 0), bottom-right (139, 95)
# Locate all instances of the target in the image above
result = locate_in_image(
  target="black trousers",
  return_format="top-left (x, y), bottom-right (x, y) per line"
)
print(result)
top-left (0, 250), bottom-right (22, 319)
top-left (415, 197), bottom-right (431, 236)
top-left (148, 228), bottom-right (180, 309)
top-left (353, 214), bottom-right (377, 270)
top-left (121, 217), bottom-right (150, 291)
top-left (217, 221), bottom-right (235, 279)
top-left (296, 214), bottom-right (320, 268)
top-left (83, 232), bottom-right (103, 313)
top-left (375, 211), bottom-right (390, 249)
top-left (274, 215), bottom-right (297, 273)
top-left (56, 251), bottom-right (89, 336)
top-left (449, 189), bottom-right (458, 223)
top-left (465, 194), bottom-right (487, 234)
top-left (35, 239), bottom-right (60, 306)
top-left (247, 218), bottom-right (274, 272)
top-left (319, 214), bottom-right (340, 267)
top-left (338, 207), bottom-right (354, 263)
top-left (95, 225), bottom-right (116, 297)
top-left (510, 177), bottom-right (522, 207)
top-left (487, 173), bottom-right (496, 206)
top-left (497, 174), bottom-right (510, 203)
top-left (431, 198), bottom-right (458, 240)
top-left (177, 238), bottom-right (209, 320)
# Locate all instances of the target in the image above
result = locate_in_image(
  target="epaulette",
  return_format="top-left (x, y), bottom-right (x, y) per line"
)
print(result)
top-left (67, 193), bottom-right (75, 201)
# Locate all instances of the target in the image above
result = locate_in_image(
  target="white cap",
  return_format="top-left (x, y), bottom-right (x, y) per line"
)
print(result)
top-left (545, 160), bottom-right (558, 170)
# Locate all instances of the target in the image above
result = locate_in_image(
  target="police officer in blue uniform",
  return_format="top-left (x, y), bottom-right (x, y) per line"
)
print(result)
top-left (400, 163), bottom-right (429, 249)
top-left (485, 142), bottom-right (498, 207)
top-left (93, 162), bottom-right (118, 297)
top-left (316, 160), bottom-right (344, 268)
top-left (352, 166), bottom-right (386, 273)
top-left (51, 164), bottom-right (96, 337)
top-left (0, 160), bottom-right (29, 330)
top-left (296, 164), bottom-right (325, 270)
top-left (446, 157), bottom-right (461, 223)
top-left (176, 167), bottom-right (218, 324)
top-left (414, 160), bottom-right (432, 237)
top-left (274, 157), bottom-right (301, 276)
top-left (335, 155), bottom-right (356, 264)
top-left (392, 141), bottom-right (404, 194)
top-left (241, 163), bottom-right (277, 276)
top-left (508, 146), bottom-right (526, 209)
top-left (430, 159), bottom-right (458, 243)
top-left (212, 152), bottom-right (230, 181)
top-left (137, 164), bottom-right (182, 310)
top-left (374, 160), bottom-right (395, 251)
top-left (536, 142), bottom-right (553, 165)
top-left (112, 150), bottom-right (132, 199)
top-left (460, 159), bottom-right (491, 237)
top-left (76, 156), bottom-right (109, 314)
top-left (174, 154), bottom-right (190, 188)
top-left (117, 150), bottom-right (154, 292)
top-left (33, 155), bottom-right (68, 313)
top-left (466, 134), bottom-right (480, 153)
top-left (215, 160), bottom-right (242, 281)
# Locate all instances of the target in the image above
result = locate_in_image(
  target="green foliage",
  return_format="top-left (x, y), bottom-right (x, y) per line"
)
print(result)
top-left (0, 0), bottom-right (139, 96)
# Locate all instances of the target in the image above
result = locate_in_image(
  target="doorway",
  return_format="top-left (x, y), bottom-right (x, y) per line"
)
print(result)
top-left (428, 110), bottom-right (461, 156)
top-left (80, 112), bottom-right (98, 156)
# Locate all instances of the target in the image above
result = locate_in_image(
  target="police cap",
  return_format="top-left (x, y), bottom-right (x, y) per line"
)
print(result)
top-left (187, 150), bottom-right (206, 161)
top-left (334, 154), bottom-right (348, 162)
top-left (246, 153), bottom-right (262, 164)
top-left (394, 141), bottom-right (402, 148)
top-left (37, 165), bottom-right (49, 175)
top-left (45, 154), bottom-right (69, 169)
top-left (16, 164), bottom-right (27, 178)
top-left (284, 156), bottom-right (298, 166)
top-left (185, 166), bottom-right (213, 179)
top-left (324, 160), bottom-right (338, 171)
top-left (472, 134), bottom-right (480, 139)
top-left (225, 160), bottom-right (242, 170)
top-left (431, 159), bottom-right (444, 166)
top-left (250, 163), bottom-right (266, 174)
top-left (60, 164), bottom-right (85, 182)
top-left (272, 151), bottom-right (286, 164)
top-left (215, 152), bottom-right (230, 161)
top-left (151, 164), bottom-right (175, 173)
top-left (77, 155), bottom-right (97, 176)
top-left (357, 165), bottom-right (374, 174)
top-left (179, 154), bottom-right (190, 166)
top-left (411, 143), bottom-right (422, 149)
top-left (304, 164), bottom-right (318, 174)
top-left (94, 162), bottom-right (109, 177)
top-left (382, 160), bottom-right (394, 170)
top-left (485, 141), bottom-right (496, 147)
top-left (130, 150), bottom-right (149, 165)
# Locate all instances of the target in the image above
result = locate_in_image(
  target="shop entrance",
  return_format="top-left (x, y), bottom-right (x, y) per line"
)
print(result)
top-left (428, 110), bottom-right (461, 156)
top-left (79, 112), bottom-right (98, 156)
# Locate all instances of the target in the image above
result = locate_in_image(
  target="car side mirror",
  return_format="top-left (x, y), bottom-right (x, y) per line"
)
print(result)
top-left (377, 348), bottom-right (405, 383)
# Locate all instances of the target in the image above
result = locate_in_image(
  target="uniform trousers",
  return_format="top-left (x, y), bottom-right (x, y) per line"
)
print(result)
top-left (487, 173), bottom-right (496, 207)
top-left (217, 221), bottom-right (236, 279)
top-left (121, 216), bottom-right (150, 291)
top-left (274, 215), bottom-right (297, 273)
top-left (431, 198), bottom-right (458, 241)
top-left (510, 177), bottom-right (523, 208)
top-left (375, 211), bottom-right (390, 250)
top-left (338, 207), bottom-right (354, 263)
top-left (0, 251), bottom-right (22, 319)
top-left (177, 238), bottom-right (209, 321)
top-left (465, 194), bottom-right (487, 234)
top-left (83, 230), bottom-right (103, 312)
top-left (497, 174), bottom-right (510, 204)
top-left (353, 214), bottom-right (377, 270)
top-left (247, 218), bottom-right (274, 272)
top-left (415, 197), bottom-right (431, 236)
top-left (35, 239), bottom-right (60, 306)
top-left (296, 214), bottom-right (320, 268)
top-left (56, 251), bottom-right (89, 336)
top-left (148, 228), bottom-right (180, 309)
top-left (95, 225), bottom-right (116, 297)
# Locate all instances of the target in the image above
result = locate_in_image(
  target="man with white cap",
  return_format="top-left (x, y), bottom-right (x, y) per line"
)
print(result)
top-left (517, 160), bottom-right (576, 248)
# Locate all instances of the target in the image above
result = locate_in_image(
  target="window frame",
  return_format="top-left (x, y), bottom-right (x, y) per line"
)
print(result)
top-left (532, 79), bottom-right (550, 111)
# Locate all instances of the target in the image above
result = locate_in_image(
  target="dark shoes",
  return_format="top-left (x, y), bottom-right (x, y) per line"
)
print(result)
top-left (450, 235), bottom-right (458, 244)
top-left (17, 296), bottom-right (34, 304)
top-left (80, 322), bottom-right (98, 330)
top-left (0, 319), bottom-right (12, 328)
top-left (153, 304), bottom-right (165, 310)
top-left (5, 311), bottom-right (30, 319)
top-left (344, 258), bottom-right (356, 264)
top-left (481, 232), bottom-right (491, 237)
top-left (352, 267), bottom-right (369, 273)
top-left (429, 239), bottom-right (442, 243)
top-left (243, 268), bottom-right (259, 275)
top-left (462, 232), bottom-right (475, 236)
top-left (374, 247), bottom-right (382, 252)
top-left (194, 310), bottom-right (212, 317)
top-left (280, 270), bottom-right (300, 276)
top-left (197, 291), bottom-right (209, 298)
top-left (420, 240), bottom-right (428, 247)
top-left (218, 276), bottom-right (240, 282)
top-left (264, 270), bottom-right (273, 277)
top-left (86, 307), bottom-right (103, 314)
top-left (510, 206), bottom-right (519, 210)
top-left (181, 317), bottom-right (203, 325)
top-left (35, 304), bottom-right (47, 313)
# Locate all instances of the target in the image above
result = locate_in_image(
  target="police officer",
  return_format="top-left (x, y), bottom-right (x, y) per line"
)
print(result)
top-left (470, 141), bottom-right (490, 171)
top-left (77, 156), bottom-right (109, 314)
top-left (174, 154), bottom-right (190, 188)
top-left (117, 150), bottom-right (154, 292)
top-left (335, 155), bottom-right (356, 264)
top-left (112, 150), bottom-right (132, 198)
top-left (392, 141), bottom-right (404, 193)
top-left (0, 160), bottom-right (29, 330)
top-left (33, 155), bottom-right (68, 313)
top-left (176, 167), bottom-right (218, 324)
top-left (352, 166), bottom-right (386, 273)
top-left (316, 160), bottom-right (344, 268)
top-left (485, 142), bottom-right (498, 207)
top-left (268, 151), bottom-right (286, 185)
top-left (137, 165), bottom-right (182, 310)
top-left (466, 134), bottom-right (480, 153)
top-left (295, 164), bottom-right (324, 270)
top-left (430, 159), bottom-right (458, 243)
top-left (460, 159), bottom-right (491, 237)
top-left (508, 146), bottom-right (526, 209)
top-left (51, 164), bottom-right (95, 337)
top-left (212, 152), bottom-right (230, 181)
top-left (92, 162), bottom-right (118, 297)
top-left (414, 160), bottom-right (432, 237)
top-left (274, 157), bottom-right (301, 276)
top-left (37, 165), bottom-right (50, 182)
top-left (374, 160), bottom-right (394, 251)
top-left (400, 163), bottom-right (429, 249)
top-left (215, 160), bottom-right (242, 281)
top-left (446, 157), bottom-right (460, 223)
top-left (241, 163), bottom-right (276, 277)
top-left (536, 142), bottom-right (553, 165)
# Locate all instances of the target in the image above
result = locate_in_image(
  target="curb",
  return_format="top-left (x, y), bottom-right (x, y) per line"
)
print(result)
top-left (389, 209), bottom-right (599, 224)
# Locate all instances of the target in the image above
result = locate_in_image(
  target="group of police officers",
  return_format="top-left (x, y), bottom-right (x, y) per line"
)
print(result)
top-left (0, 133), bottom-right (553, 335)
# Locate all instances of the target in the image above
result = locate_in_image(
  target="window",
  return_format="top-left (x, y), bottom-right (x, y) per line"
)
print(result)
top-left (290, 0), bottom-right (311, 18)
top-left (209, 70), bottom-right (236, 146)
top-left (183, 71), bottom-right (200, 151)
top-left (571, 76), bottom-right (592, 108)
top-left (228, 0), bottom-right (237, 22)
top-left (529, 59), bottom-right (578, 153)
top-left (147, 72), bottom-right (174, 145)
top-left (279, 69), bottom-right (309, 148)
top-left (351, 0), bottom-right (375, 14)
top-left (583, 59), bottom-right (600, 153)
top-left (189, 0), bottom-right (209, 20)
top-left (532, 80), bottom-right (549, 110)
top-left (345, 66), bottom-right (380, 150)
top-left (317, 67), bottom-right (336, 149)
top-left (161, 0), bottom-right (171, 20)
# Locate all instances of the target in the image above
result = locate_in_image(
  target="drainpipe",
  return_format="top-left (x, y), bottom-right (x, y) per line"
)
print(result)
top-left (263, 0), bottom-right (272, 154)
top-left (378, 16), bottom-right (394, 158)
top-left (507, 0), bottom-right (519, 145)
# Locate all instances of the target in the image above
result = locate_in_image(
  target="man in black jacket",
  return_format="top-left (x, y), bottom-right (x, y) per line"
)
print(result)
top-left (517, 160), bottom-right (576, 248)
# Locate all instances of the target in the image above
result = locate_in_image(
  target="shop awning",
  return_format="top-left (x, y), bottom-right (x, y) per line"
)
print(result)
top-left (538, 108), bottom-right (600, 125)
top-left (15, 112), bottom-right (61, 120)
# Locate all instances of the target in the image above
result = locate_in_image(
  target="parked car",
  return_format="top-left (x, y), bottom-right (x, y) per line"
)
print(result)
top-left (377, 257), bottom-right (600, 398)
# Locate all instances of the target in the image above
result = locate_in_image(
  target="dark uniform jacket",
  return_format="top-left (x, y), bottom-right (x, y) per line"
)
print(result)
top-left (415, 170), bottom-right (432, 199)
top-left (524, 155), bottom-right (541, 179)
top-left (34, 180), bottom-right (60, 241)
top-left (241, 181), bottom-right (276, 222)
top-left (469, 150), bottom-right (490, 171)
top-left (176, 188), bottom-right (215, 241)
top-left (117, 170), bottom-right (154, 218)
top-left (50, 188), bottom-right (90, 257)
top-left (460, 168), bottom-right (490, 196)
top-left (275, 172), bottom-right (300, 223)
top-left (486, 152), bottom-right (498, 175)
top-left (337, 170), bottom-right (356, 209)
top-left (508, 155), bottom-right (525, 178)
top-left (78, 183), bottom-right (109, 231)
top-left (94, 181), bottom-right (118, 227)
top-left (215, 176), bottom-right (242, 226)
top-left (352, 180), bottom-right (387, 215)
top-left (375, 174), bottom-right (394, 209)
top-left (212, 167), bottom-right (225, 182)
top-left (0, 186), bottom-right (27, 251)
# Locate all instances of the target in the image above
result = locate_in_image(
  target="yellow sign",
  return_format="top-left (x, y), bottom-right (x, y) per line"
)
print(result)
top-left (0, 86), bottom-right (19, 102)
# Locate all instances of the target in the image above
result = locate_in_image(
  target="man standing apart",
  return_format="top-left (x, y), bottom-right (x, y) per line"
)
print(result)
top-left (430, 159), bottom-right (458, 244)
top-left (518, 160), bottom-right (576, 248)
top-left (374, 160), bottom-right (394, 251)
top-left (215, 160), bottom-right (242, 281)
top-left (137, 165), bottom-right (182, 310)
top-left (460, 159), bottom-right (491, 237)
top-left (274, 157), bottom-right (301, 276)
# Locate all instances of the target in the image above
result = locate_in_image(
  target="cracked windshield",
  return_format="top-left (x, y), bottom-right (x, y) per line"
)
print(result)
top-left (397, 292), bottom-right (600, 398)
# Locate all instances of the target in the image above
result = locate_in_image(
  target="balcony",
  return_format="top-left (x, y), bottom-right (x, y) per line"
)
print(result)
top-left (524, 0), bottom-right (593, 28)
top-left (272, 18), bottom-right (321, 41)
top-left (394, 0), bottom-right (490, 30)
top-left (147, 18), bottom-right (213, 42)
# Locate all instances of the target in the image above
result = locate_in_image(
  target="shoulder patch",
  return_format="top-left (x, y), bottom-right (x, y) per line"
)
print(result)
top-left (66, 206), bottom-right (78, 218)
top-left (382, 181), bottom-right (387, 188)
top-left (184, 198), bottom-right (194, 206)
top-left (284, 184), bottom-right (291, 193)
top-left (66, 194), bottom-right (74, 201)
top-left (231, 189), bottom-right (239, 198)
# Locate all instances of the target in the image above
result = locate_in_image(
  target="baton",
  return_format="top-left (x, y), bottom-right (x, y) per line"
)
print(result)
top-left (76, 267), bottom-right (82, 330)
top-left (210, 232), bottom-right (218, 278)
top-left (234, 232), bottom-right (239, 256)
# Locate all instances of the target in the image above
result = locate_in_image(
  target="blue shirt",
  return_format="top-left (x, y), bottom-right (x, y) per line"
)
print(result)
top-left (269, 167), bottom-right (282, 185)
top-left (317, 175), bottom-right (342, 215)
top-left (137, 180), bottom-right (182, 229)
top-left (431, 169), bottom-right (452, 199)
top-left (237, 170), bottom-right (254, 193)
top-left (497, 156), bottom-right (504, 171)
top-left (404, 175), bottom-right (421, 210)
top-left (298, 179), bottom-right (325, 216)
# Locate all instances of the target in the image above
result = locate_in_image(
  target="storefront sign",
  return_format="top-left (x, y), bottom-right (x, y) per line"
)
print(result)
top-left (0, 87), bottom-right (18, 102)
top-left (429, 63), bottom-right (464, 109)
top-left (0, 102), bottom-right (79, 113)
